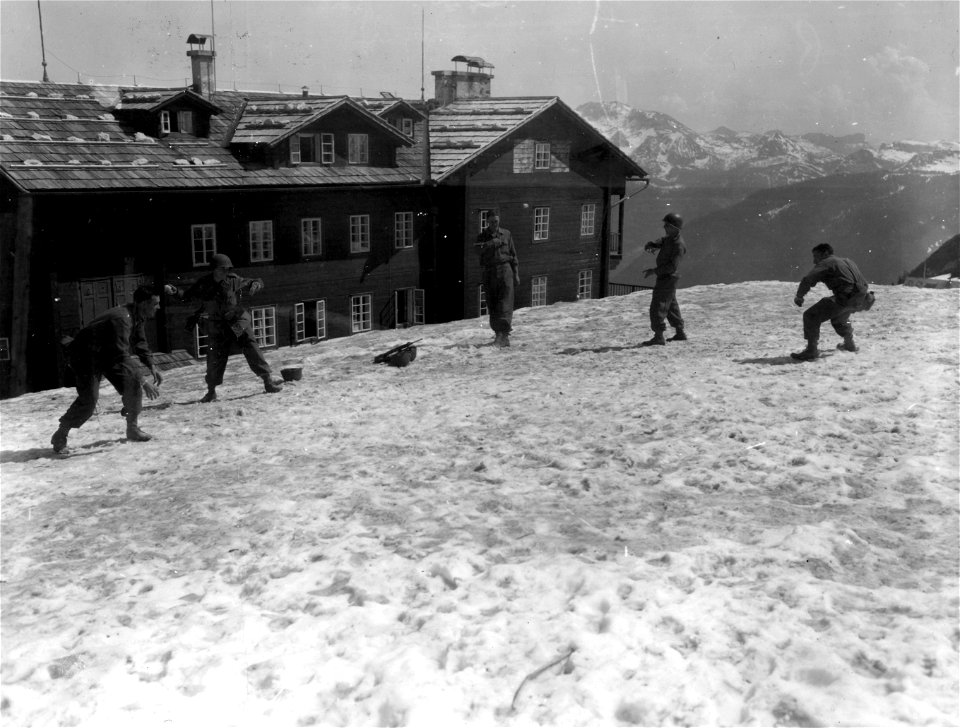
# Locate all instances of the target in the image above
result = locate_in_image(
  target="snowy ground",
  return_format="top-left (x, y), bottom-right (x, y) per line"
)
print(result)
top-left (1, 281), bottom-right (958, 728)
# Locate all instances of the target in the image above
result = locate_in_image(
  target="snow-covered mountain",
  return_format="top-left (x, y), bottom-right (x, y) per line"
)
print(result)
top-left (578, 101), bottom-right (959, 186)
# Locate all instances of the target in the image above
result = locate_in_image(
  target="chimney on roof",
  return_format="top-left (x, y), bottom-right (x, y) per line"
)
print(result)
top-left (186, 34), bottom-right (216, 97)
top-left (301, 86), bottom-right (310, 98)
top-left (431, 55), bottom-right (494, 106)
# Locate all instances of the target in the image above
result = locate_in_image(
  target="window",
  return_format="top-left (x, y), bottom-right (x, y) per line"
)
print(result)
top-left (249, 221), bottom-right (274, 262)
top-left (290, 134), bottom-right (301, 164)
top-left (299, 134), bottom-right (316, 163)
top-left (394, 212), bottom-right (413, 249)
top-left (535, 142), bottom-right (551, 169)
top-left (532, 276), bottom-right (548, 307)
top-left (251, 306), bottom-right (277, 347)
top-left (534, 207), bottom-right (550, 241)
top-left (301, 218), bottom-right (322, 256)
top-left (294, 302), bottom-right (306, 342)
top-left (351, 294), bottom-right (372, 333)
top-left (580, 204), bottom-right (596, 236)
top-left (160, 110), bottom-right (171, 134)
top-left (478, 209), bottom-right (491, 236)
top-left (348, 134), bottom-right (369, 164)
top-left (315, 300), bottom-right (327, 339)
top-left (350, 215), bottom-right (370, 253)
top-left (320, 133), bottom-right (334, 164)
top-left (578, 270), bottom-right (593, 299)
top-left (178, 110), bottom-right (195, 134)
top-left (193, 322), bottom-right (209, 358)
top-left (295, 299), bottom-right (327, 341)
top-left (478, 285), bottom-right (488, 317)
top-left (401, 118), bottom-right (414, 136)
top-left (191, 224), bottom-right (216, 267)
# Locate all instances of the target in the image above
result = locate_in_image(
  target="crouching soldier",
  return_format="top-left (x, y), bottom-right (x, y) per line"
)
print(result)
top-left (792, 243), bottom-right (874, 361)
top-left (167, 254), bottom-right (283, 401)
top-left (51, 285), bottom-right (162, 454)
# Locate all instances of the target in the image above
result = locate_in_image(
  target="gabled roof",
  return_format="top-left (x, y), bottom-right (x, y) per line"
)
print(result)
top-left (230, 95), bottom-right (413, 147)
top-left (428, 96), bottom-right (647, 182)
top-left (357, 97), bottom-right (426, 122)
top-left (117, 87), bottom-right (221, 114)
top-left (0, 81), bottom-right (423, 191)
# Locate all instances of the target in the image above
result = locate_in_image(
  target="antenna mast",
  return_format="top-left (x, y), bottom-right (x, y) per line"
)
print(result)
top-left (37, 0), bottom-right (50, 82)
top-left (420, 6), bottom-right (425, 102)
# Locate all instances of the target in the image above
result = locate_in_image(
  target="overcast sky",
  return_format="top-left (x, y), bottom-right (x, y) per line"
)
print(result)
top-left (1, 1), bottom-right (957, 142)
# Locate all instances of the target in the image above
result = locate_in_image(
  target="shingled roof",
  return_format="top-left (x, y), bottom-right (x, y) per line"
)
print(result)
top-left (0, 81), bottom-right (422, 191)
top-left (428, 96), bottom-right (646, 182)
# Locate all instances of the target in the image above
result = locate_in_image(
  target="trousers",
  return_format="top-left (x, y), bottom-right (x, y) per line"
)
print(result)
top-left (205, 322), bottom-right (272, 387)
top-left (649, 277), bottom-right (684, 333)
top-left (482, 264), bottom-right (515, 334)
top-left (802, 295), bottom-right (863, 342)
top-left (59, 353), bottom-right (142, 429)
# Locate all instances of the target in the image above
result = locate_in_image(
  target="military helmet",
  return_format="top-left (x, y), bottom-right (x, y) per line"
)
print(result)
top-left (209, 253), bottom-right (234, 270)
top-left (662, 213), bottom-right (683, 229)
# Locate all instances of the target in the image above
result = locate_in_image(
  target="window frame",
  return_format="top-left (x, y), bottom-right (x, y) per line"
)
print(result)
top-left (580, 203), bottom-right (596, 236)
top-left (401, 118), bottom-right (414, 136)
top-left (534, 141), bottom-right (551, 169)
top-left (533, 206), bottom-right (550, 242)
top-left (251, 305), bottom-right (277, 348)
top-left (351, 293), bottom-right (372, 333)
top-left (177, 110), bottom-right (195, 134)
top-left (348, 133), bottom-right (369, 164)
top-left (350, 214), bottom-right (371, 253)
top-left (320, 133), bottom-right (335, 164)
top-left (478, 285), bottom-right (488, 317)
top-left (301, 217), bottom-right (322, 257)
top-left (315, 300), bottom-right (327, 340)
top-left (249, 220), bottom-right (275, 263)
top-left (394, 211), bottom-right (413, 249)
top-left (160, 110), bottom-right (171, 135)
top-left (191, 223), bottom-right (216, 267)
top-left (532, 275), bottom-right (548, 307)
top-left (578, 269), bottom-right (593, 300)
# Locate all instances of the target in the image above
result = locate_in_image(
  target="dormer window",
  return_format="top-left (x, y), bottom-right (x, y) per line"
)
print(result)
top-left (348, 134), bottom-right (369, 164)
top-left (401, 118), bottom-right (414, 137)
top-left (290, 132), bottom-right (335, 165)
top-left (160, 111), bottom-right (171, 134)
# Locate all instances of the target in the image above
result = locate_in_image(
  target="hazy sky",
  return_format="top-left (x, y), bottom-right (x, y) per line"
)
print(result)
top-left (1, 1), bottom-right (958, 142)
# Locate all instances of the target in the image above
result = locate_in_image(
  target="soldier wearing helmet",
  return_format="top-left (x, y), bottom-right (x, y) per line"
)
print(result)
top-left (641, 212), bottom-right (687, 346)
top-left (166, 253), bottom-right (283, 401)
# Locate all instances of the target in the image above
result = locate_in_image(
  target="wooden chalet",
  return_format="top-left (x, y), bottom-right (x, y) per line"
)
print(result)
top-left (0, 42), bottom-right (646, 397)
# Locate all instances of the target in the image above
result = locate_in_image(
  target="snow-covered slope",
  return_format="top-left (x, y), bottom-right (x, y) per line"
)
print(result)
top-left (1, 283), bottom-right (958, 727)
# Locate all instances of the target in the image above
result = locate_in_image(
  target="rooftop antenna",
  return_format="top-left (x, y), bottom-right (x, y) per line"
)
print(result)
top-left (420, 6), bottom-right (425, 102)
top-left (210, 0), bottom-right (217, 93)
top-left (37, 0), bottom-right (50, 82)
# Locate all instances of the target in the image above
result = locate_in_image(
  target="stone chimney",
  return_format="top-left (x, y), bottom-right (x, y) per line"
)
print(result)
top-left (186, 34), bottom-right (216, 97)
top-left (431, 55), bottom-right (494, 106)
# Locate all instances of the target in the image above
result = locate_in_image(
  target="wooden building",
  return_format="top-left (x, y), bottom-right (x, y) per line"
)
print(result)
top-left (0, 44), bottom-right (646, 397)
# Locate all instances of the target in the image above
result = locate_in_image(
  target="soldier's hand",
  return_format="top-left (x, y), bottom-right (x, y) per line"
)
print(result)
top-left (151, 369), bottom-right (163, 386)
top-left (514, 272), bottom-right (521, 285)
top-left (794, 296), bottom-right (804, 307)
top-left (143, 381), bottom-right (161, 400)
top-left (163, 284), bottom-right (178, 296)
top-left (642, 268), bottom-right (655, 278)
top-left (644, 242), bottom-right (656, 253)
top-left (249, 281), bottom-right (263, 294)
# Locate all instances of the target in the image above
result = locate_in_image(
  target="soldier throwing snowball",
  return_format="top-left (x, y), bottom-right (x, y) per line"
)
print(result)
top-left (792, 243), bottom-right (874, 361)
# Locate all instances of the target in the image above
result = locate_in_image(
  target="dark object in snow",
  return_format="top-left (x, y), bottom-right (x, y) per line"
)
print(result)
top-left (281, 366), bottom-right (302, 382)
top-left (373, 339), bottom-right (422, 367)
top-left (789, 349), bottom-right (835, 362)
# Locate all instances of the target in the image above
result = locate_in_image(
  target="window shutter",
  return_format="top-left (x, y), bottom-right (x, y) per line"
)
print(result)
top-left (550, 141), bottom-right (570, 172)
top-left (290, 135), bottom-right (301, 164)
top-left (513, 139), bottom-right (534, 173)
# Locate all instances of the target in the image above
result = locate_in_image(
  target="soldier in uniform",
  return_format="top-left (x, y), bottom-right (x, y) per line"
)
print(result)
top-left (792, 243), bottom-right (872, 360)
top-left (51, 285), bottom-right (162, 454)
top-left (641, 212), bottom-right (688, 346)
top-left (477, 210), bottom-right (520, 347)
top-left (169, 254), bottom-right (282, 401)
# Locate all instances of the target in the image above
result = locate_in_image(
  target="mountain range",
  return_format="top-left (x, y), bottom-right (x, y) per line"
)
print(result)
top-left (578, 101), bottom-right (960, 287)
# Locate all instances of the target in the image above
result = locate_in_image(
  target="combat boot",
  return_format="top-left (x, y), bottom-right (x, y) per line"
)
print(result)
top-left (51, 426), bottom-right (70, 454)
top-left (837, 334), bottom-right (858, 352)
top-left (641, 332), bottom-right (666, 346)
top-left (790, 341), bottom-right (820, 361)
top-left (126, 419), bottom-right (153, 442)
top-left (667, 328), bottom-right (687, 342)
top-left (497, 333), bottom-right (511, 348)
top-left (263, 375), bottom-right (283, 393)
top-left (200, 388), bottom-right (217, 403)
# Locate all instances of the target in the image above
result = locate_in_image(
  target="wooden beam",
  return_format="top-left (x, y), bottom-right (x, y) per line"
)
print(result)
top-left (9, 193), bottom-right (33, 395)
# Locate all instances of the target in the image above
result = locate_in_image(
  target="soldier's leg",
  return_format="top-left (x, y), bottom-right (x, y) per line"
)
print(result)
top-left (802, 297), bottom-right (843, 345)
top-left (499, 266), bottom-right (515, 334)
top-left (58, 367), bottom-right (101, 430)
